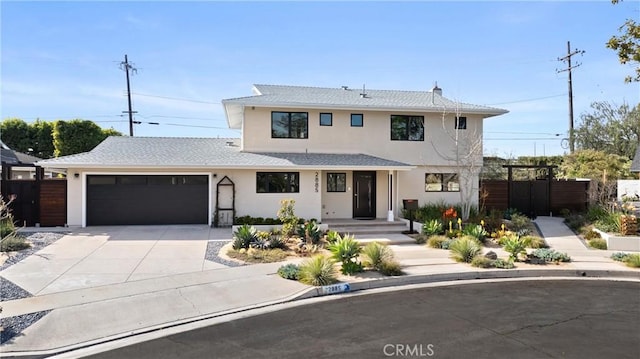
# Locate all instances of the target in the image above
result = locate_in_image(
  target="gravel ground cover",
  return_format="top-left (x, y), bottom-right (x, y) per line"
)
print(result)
top-left (205, 240), bottom-right (244, 267)
top-left (1, 232), bottom-right (65, 345)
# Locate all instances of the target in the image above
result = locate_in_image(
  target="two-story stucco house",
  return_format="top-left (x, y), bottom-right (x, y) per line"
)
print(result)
top-left (37, 84), bottom-right (507, 227)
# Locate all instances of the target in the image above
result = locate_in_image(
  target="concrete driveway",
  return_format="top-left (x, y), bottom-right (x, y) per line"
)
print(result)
top-left (1, 225), bottom-right (234, 295)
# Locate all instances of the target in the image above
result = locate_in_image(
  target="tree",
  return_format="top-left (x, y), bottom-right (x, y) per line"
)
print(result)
top-left (607, 0), bottom-right (640, 82)
top-left (30, 120), bottom-right (55, 158)
top-left (0, 118), bottom-right (31, 153)
top-left (428, 105), bottom-right (483, 221)
top-left (559, 149), bottom-right (633, 205)
top-left (52, 119), bottom-right (115, 157)
top-left (573, 101), bottom-right (639, 160)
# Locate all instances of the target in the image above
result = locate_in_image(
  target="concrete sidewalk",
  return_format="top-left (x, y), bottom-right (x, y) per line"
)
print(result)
top-left (1, 217), bottom-right (639, 357)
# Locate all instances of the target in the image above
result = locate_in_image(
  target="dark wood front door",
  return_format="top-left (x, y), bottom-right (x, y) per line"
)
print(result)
top-left (353, 171), bottom-right (376, 219)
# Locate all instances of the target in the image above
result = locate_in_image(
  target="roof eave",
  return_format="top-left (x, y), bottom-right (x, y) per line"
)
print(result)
top-left (221, 101), bottom-right (507, 117)
top-left (33, 163), bottom-right (415, 171)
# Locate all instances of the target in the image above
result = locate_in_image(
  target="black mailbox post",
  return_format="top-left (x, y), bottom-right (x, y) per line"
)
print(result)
top-left (403, 199), bottom-right (419, 234)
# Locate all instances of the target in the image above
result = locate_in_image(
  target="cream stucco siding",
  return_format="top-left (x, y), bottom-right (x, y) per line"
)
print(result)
top-left (242, 107), bottom-right (483, 167)
top-left (395, 167), bottom-right (480, 211)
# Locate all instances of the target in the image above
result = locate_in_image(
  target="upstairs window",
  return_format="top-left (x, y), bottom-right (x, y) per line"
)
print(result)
top-left (272, 112), bottom-right (308, 138)
top-left (351, 114), bottom-right (364, 127)
top-left (455, 116), bottom-right (467, 130)
top-left (320, 113), bottom-right (333, 126)
top-left (391, 115), bottom-right (424, 141)
top-left (425, 173), bottom-right (460, 192)
top-left (256, 172), bottom-right (300, 193)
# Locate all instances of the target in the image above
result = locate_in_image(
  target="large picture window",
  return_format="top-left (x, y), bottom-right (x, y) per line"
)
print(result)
top-left (391, 115), bottom-right (424, 141)
top-left (257, 172), bottom-right (300, 193)
top-left (327, 173), bottom-right (346, 192)
top-left (425, 173), bottom-right (460, 192)
top-left (272, 112), bottom-right (308, 138)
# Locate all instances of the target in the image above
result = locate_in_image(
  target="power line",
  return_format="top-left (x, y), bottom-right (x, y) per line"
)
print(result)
top-left (486, 94), bottom-right (567, 106)
top-left (132, 92), bottom-right (218, 104)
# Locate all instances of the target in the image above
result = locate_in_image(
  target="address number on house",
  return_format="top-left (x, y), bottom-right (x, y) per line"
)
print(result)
top-left (321, 283), bottom-right (350, 295)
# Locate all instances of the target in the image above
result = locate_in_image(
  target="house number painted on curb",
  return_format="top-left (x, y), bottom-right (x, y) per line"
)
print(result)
top-left (314, 172), bottom-right (319, 193)
top-left (321, 283), bottom-right (350, 295)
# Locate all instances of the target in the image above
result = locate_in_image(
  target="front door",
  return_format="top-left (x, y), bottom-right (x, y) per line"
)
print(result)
top-left (353, 171), bottom-right (376, 219)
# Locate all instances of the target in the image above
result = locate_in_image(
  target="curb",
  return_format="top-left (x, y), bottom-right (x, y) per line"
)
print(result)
top-left (1, 269), bottom-right (639, 358)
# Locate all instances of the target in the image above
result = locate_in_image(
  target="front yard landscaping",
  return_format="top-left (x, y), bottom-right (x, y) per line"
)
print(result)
top-left (408, 203), bottom-right (571, 269)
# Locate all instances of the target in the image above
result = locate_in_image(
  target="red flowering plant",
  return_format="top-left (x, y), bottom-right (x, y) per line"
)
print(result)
top-left (442, 206), bottom-right (457, 222)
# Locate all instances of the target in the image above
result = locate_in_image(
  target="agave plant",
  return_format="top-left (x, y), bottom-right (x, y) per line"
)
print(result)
top-left (297, 220), bottom-right (322, 244)
top-left (232, 224), bottom-right (257, 250)
top-left (463, 224), bottom-right (488, 243)
top-left (327, 234), bottom-right (363, 274)
top-left (421, 219), bottom-right (443, 236)
top-left (502, 235), bottom-right (527, 262)
top-left (325, 230), bottom-right (342, 244)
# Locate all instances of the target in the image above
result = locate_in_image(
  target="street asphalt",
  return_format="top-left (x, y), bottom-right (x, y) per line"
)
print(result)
top-left (86, 280), bottom-right (640, 359)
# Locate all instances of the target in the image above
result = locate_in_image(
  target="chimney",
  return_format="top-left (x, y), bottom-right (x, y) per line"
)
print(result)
top-left (431, 82), bottom-right (442, 96)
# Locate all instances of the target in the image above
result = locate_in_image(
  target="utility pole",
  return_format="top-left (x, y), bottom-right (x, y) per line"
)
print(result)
top-left (557, 41), bottom-right (584, 153)
top-left (119, 54), bottom-right (138, 136)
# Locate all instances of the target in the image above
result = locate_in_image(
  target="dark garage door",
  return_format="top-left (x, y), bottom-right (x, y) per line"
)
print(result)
top-left (87, 175), bottom-right (208, 225)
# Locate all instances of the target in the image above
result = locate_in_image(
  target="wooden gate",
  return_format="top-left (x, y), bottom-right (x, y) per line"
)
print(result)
top-left (1, 179), bottom-right (67, 227)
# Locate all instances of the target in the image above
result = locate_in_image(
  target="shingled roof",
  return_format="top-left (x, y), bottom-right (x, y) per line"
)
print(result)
top-left (222, 84), bottom-right (509, 129)
top-left (36, 136), bottom-right (413, 170)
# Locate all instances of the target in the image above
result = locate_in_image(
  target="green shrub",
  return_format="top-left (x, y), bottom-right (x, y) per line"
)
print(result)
top-left (594, 213), bottom-right (621, 234)
top-left (623, 253), bottom-right (640, 268)
top-left (0, 233), bottom-right (30, 252)
top-left (470, 256), bottom-right (493, 268)
top-left (413, 234), bottom-right (428, 244)
top-left (426, 235), bottom-right (449, 249)
top-left (327, 234), bottom-right (363, 275)
top-left (559, 208), bottom-right (571, 218)
top-left (611, 252), bottom-right (630, 262)
top-left (277, 263), bottom-right (301, 280)
top-left (449, 237), bottom-right (482, 263)
top-left (530, 248), bottom-right (571, 263)
top-left (1, 219), bottom-right (15, 239)
top-left (379, 260), bottom-right (404, 276)
top-left (362, 242), bottom-right (392, 271)
top-left (277, 199), bottom-right (299, 238)
top-left (503, 208), bottom-right (520, 220)
top-left (564, 214), bottom-right (586, 231)
top-left (586, 205), bottom-right (610, 222)
top-left (298, 255), bottom-right (337, 286)
top-left (463, 224), bottom-right (488, 243)
top-left (483, 209), bottom-right (505, 232)
top-left (493, 258), bottom-right (515, 269)
top-left (521, 235), bottom-right (547, 249)
top-left (583, 230), bottom-right (602, 240)
top-left (232, 224), bottom-right (257, 250)
top-left (421, 219), bottom-right (443, 236)
top-left (508, 214), bottom-right (531, 233)
top-left (502, 236), bottom-right (528, 262)
top-left (588, 238), bottom-right (608, 250)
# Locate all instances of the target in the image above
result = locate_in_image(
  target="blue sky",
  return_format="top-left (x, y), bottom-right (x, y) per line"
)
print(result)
top-left (2, 1), bottom-right (638, 157)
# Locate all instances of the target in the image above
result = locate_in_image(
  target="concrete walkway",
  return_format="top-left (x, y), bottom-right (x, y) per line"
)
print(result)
top-left (1, 217), bottom-right (638, 356)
